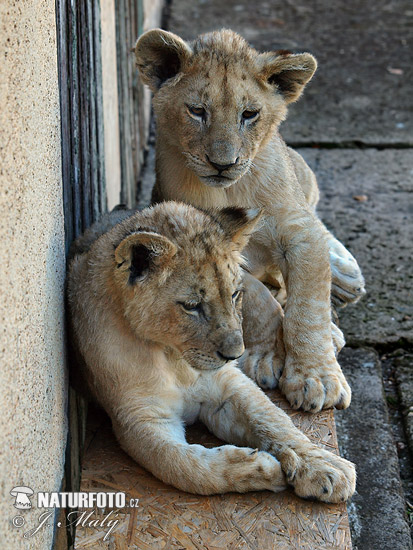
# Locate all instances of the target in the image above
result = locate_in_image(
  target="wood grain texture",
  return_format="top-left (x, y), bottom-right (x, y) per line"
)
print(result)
top-left (75, 391), bottom-right (352, 549)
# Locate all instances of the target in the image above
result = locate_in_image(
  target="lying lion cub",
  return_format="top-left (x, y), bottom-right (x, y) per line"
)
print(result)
top-left (67, 202), bottom-right (355, 500)
top-left (135, 29), bottom-right (365, 412)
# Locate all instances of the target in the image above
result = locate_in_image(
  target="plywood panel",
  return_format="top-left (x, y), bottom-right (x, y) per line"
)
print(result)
top-left (75, 391), bottom-right (352, 549)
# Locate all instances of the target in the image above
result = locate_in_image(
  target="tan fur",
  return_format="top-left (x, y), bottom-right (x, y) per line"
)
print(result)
top-left (67, 202), bottom-right (355, 500)
top-left (134, 29), bottom-right (365, 411)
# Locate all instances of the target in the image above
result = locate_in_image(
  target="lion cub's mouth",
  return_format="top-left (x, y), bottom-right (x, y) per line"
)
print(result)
top-left (182, 349), bottom-right (234, 370)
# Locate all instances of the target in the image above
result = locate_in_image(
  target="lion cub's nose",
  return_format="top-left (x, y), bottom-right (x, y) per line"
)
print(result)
top-left (216, 331), bottom-right (245, 362)
top-left (206, 154), bottom-right (239, 173)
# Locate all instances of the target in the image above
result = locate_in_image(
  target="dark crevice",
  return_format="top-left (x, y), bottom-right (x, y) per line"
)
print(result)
top-left (288, 141), bottom-right (413, 150)
top-left (161, 0), bottom-right (173, 30)
top-left (345, 339), bottom-right (413, 355)
top-left (381, 351), bottom-right (413, 538)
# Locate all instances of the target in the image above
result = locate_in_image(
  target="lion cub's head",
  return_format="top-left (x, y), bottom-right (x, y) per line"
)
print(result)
top-left (108, 202), bottom-right (261, 370)
top-left (135, 29), bottom-right (316, 188)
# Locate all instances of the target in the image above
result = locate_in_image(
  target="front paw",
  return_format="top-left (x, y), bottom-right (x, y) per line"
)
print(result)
top-left (329, 238), bottom-right (365, 307)
top-left (221, 447), bottom-right (287, 493)
top-left (279, 357), bottom-right (351, 412)
top-left (279, 445), bottom-right (356, 503)
top-left (239, 346), bottom-right (285, 390)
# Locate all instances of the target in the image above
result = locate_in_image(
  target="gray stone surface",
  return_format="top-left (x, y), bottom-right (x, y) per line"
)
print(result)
top-left (300, 148), bottom-right (413, 346)
top-left (335, 348), bottom-right (412, 550)
top-left (168, 0), bottom-right (413, 145)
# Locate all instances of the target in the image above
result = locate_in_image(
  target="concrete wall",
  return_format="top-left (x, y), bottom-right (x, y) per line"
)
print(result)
top-left (0, 1), bottom-right (67, 549)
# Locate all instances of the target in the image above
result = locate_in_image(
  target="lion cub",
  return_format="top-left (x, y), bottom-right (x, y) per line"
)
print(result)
top-left (67, 202), bottom-right (355, 500)
top-left (135, 29), bottom-right (365, 412)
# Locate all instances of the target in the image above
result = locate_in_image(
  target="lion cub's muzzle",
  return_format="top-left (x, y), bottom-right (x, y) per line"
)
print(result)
top-left (199, 157), bottom-right (251, 188)
top-left (183, 329), bottom-right (245, 370)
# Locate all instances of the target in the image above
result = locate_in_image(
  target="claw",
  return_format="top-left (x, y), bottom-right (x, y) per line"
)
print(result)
top-left (280, 358), bottom-right (351, 412)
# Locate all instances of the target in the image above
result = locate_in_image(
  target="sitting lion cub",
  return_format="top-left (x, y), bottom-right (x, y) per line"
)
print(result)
top-left (134, 29), bottom-right (365, 412)
top-left (67, 202), bottom-right (355, 500)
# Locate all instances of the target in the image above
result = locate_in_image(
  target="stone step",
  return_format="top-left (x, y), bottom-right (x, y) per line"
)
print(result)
top-left (335, 347), bottom-right (412, 550)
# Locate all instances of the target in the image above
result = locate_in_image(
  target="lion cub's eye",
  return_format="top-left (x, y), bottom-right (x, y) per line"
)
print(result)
top-left (178, 301), bottom-right (202, 315)
top-left (187, 105), bottom-right (206, 120)
top-left (242, 110), bottom-right (259, 121)
top-left (232, 290), bottom-right (242, 302)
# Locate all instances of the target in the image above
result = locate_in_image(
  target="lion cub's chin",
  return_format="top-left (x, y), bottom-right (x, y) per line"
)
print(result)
top-left (200, 175), bottom-right (240, 188)
top-left (183, 352), bottom-right (233, 371)
top-left (192, 363), bottom-right (228, 371)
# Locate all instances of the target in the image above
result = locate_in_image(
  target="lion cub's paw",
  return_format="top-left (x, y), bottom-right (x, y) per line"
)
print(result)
top-left (279, 445), bottom-right (356, 503)
top-left (239, 348), bottom-right (284, 390)
top-left (222, 447), bottom-right (286, 493)
top-left (329, 238), bottom-right (365, 307)
top-left (279, 358), bottom-right (351, 412)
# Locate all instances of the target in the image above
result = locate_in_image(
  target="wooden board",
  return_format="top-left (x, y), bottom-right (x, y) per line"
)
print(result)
top-left (74, 391), bottom-right (352, 549)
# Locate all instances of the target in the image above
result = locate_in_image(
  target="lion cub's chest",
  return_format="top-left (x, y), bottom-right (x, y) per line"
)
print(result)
top-left (177, 369), bottom-right (222, 426)
top-left (182, 401), bottom-right (202, 425)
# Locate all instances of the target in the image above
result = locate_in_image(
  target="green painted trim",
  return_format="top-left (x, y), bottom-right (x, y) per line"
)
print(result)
top-left (138, 0), bottom-right (144, 37)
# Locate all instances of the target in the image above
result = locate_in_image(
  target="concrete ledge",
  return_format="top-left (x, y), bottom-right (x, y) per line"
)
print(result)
top-left (335, 348), bottom-right (412, 550)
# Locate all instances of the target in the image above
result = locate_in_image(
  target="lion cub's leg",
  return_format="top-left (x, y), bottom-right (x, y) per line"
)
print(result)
top-left (288, 146), bottom-right (366, 307)
top-left (111, 413), bottom-right (285, 495)
top-left (239, 271), bottom-right (343, 398)
top-left (259, 267), bottom-right (344, 357)
top-left (238, 271), bottom-right (285, 390)
top-left (200, 367), bottom-right (356, 503)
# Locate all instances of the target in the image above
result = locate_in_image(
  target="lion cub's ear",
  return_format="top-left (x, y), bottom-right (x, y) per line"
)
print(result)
top-left (135, 29), bottom-right (192, 92)
top-left (257, 51), bottom-right (317, 103)
top-left (215, 207), bottom-right (263, 251)
top-left (115, 232), bottom-right (177, 284)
